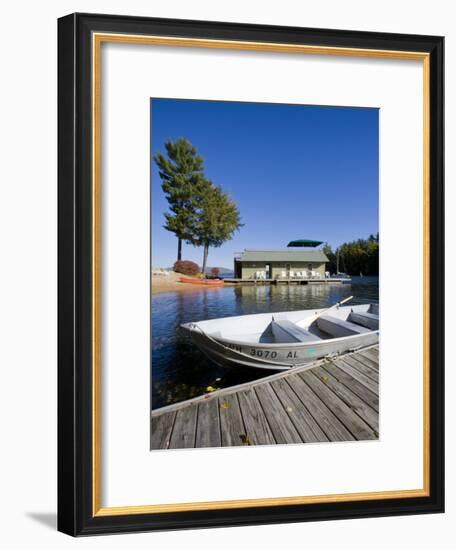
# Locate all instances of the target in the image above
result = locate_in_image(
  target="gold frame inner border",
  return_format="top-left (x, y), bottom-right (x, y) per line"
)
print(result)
top-left (91, 32), bottom-right (430, 517)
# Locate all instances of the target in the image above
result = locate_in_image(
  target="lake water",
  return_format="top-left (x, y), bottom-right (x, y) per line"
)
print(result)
top-left (151, 276), bottom-right (379, 409)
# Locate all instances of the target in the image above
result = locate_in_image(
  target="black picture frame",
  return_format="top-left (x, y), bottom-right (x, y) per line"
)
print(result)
top-left (58, 12), bottom-right (444, 536)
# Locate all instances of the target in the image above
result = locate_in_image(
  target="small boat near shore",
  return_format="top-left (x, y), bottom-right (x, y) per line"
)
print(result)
top-left (181, 300), bottom-right (379, 371)
top-left (179, 276), bottom-right (224, 286)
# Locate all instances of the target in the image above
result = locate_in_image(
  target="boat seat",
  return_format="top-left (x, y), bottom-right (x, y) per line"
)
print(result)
top-left (317, 315), bottom-right (371, 337)
top-left (347, 311), bottom-right (379, 330)
top-left (368, 303), bottom-right (379, 315)
top-left (271, 319), bottom-right (322, 343)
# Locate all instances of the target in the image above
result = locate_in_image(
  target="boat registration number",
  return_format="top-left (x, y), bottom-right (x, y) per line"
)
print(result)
top-left (226, 343), bottom-right (314, 361)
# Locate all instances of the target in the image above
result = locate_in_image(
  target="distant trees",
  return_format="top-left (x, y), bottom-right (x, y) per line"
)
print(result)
top-left (322, 243), bottom-right (337, 273)
top-left (155, 138), bottom-right (242, 271)
top-left (324, 233), bottom-right (379, 276)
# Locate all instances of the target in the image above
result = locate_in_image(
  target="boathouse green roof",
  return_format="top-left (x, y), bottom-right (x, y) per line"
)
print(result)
top-left (236, 249), bottom-right (329, 263)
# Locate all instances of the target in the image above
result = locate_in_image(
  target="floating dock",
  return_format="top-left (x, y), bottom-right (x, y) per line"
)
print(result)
top-left (224, 277), bottom-right (350, 285)
top-left (151, 345), bottom-right (379, 449)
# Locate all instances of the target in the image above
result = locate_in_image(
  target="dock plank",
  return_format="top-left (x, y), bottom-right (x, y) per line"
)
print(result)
top-left (288, 374), bottom-right (355, 441)
top-left (270, 378), bottom-right (329, 442)
top-left (238, 388), bottom-right (275, 445)
top-left (301, 371), bottom-right (377, 440)
top-left (320, 362), bottom-right (379, 412)
top-left (219, 394), bottom-right (246, 447)
top-left (311, 366), bottom-right (379, 433)
top-left (342, 355), bottom-right (379, 384)
top-left (254, 384), bottom-right (302, 444)
top-left (357, 349), bottom-right (380, 369)
top-left (337, 358), bottom-right (379, 396)
top-left (347, 350), bottom-right (379, 374)
top-left (361, 347), bottom-right (379, 362)
top-left (196, 398), bottom-right (221, 448)
top-left (151, 411), bottom-right (176, 450)
top-left (169, 405), bottom-right (198, 449)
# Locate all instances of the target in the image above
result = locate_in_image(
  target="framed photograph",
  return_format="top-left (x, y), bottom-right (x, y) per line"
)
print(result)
top-left (58, 13), bottom-right (444, 536)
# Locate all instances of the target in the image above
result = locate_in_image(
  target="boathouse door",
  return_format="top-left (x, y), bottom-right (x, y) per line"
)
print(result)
top-left (265, 264), bottom-right (271, 279)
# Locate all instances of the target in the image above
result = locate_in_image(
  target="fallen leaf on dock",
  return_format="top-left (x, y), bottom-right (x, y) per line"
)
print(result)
top-left (220, 402), bottom-right (230, 409)
top-left (240, 435), bottom-right (251, 445)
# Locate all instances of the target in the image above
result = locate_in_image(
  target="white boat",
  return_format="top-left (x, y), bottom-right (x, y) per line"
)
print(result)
top-left (181, 303), bottom-right (379, 371)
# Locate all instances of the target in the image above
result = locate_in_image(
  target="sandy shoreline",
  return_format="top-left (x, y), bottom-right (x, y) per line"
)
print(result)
top-left (152, 271), bottom-right (231, 295)
top-left (151, 271), bottom-right (184, 294)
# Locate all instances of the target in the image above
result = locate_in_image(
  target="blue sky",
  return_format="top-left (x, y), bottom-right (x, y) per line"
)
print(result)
top-left (151, 99), bottom-right (378, 270)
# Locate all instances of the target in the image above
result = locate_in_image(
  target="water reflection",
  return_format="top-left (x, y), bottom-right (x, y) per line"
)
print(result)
top-left (151, 276), bottom-right (379, 408)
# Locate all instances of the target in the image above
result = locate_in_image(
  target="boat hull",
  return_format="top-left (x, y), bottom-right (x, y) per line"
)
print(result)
top-left (179, 277), bottom-right (224, 286)
top-left (182, 306), bottom-right (379, 371)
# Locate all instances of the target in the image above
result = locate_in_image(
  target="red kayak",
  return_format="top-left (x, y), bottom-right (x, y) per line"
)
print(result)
top-left (179, 277), bottom-right (224, 286)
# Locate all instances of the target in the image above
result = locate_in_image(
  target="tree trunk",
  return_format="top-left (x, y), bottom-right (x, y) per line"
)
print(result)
top-left (177, 238), bottom-right (182, 261)
top-left (202, 243), bottom-right (209, 274)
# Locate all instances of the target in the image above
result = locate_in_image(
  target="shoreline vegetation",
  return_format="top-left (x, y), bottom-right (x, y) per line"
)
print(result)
top-left (323, 234), bottom-right (379, 276)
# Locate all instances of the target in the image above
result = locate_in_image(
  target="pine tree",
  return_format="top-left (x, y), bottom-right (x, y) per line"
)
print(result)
top-left (154, 138), bottom-right (206, 261)
top-left (191, 183), bottom-right (243, 273)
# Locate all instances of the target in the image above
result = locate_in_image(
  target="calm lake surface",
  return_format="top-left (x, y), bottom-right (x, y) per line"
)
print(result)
top-left (151, 276), bottom-right (378, 409)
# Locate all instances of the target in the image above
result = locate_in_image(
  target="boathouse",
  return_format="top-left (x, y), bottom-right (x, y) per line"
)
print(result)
top-left (233, 248), bottom-right (329, 279)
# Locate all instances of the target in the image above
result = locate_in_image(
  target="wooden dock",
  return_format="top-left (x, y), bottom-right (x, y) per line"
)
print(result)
top-left (224, 277), bottom-right (350, 285)
top-left (151, 345), bottom-right (379, 449)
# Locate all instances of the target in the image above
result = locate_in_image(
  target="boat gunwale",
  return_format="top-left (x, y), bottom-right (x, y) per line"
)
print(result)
top-left (190, 329), bottom-right (380, 349)
top-left (182, 304), bottom-right (379, 349)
